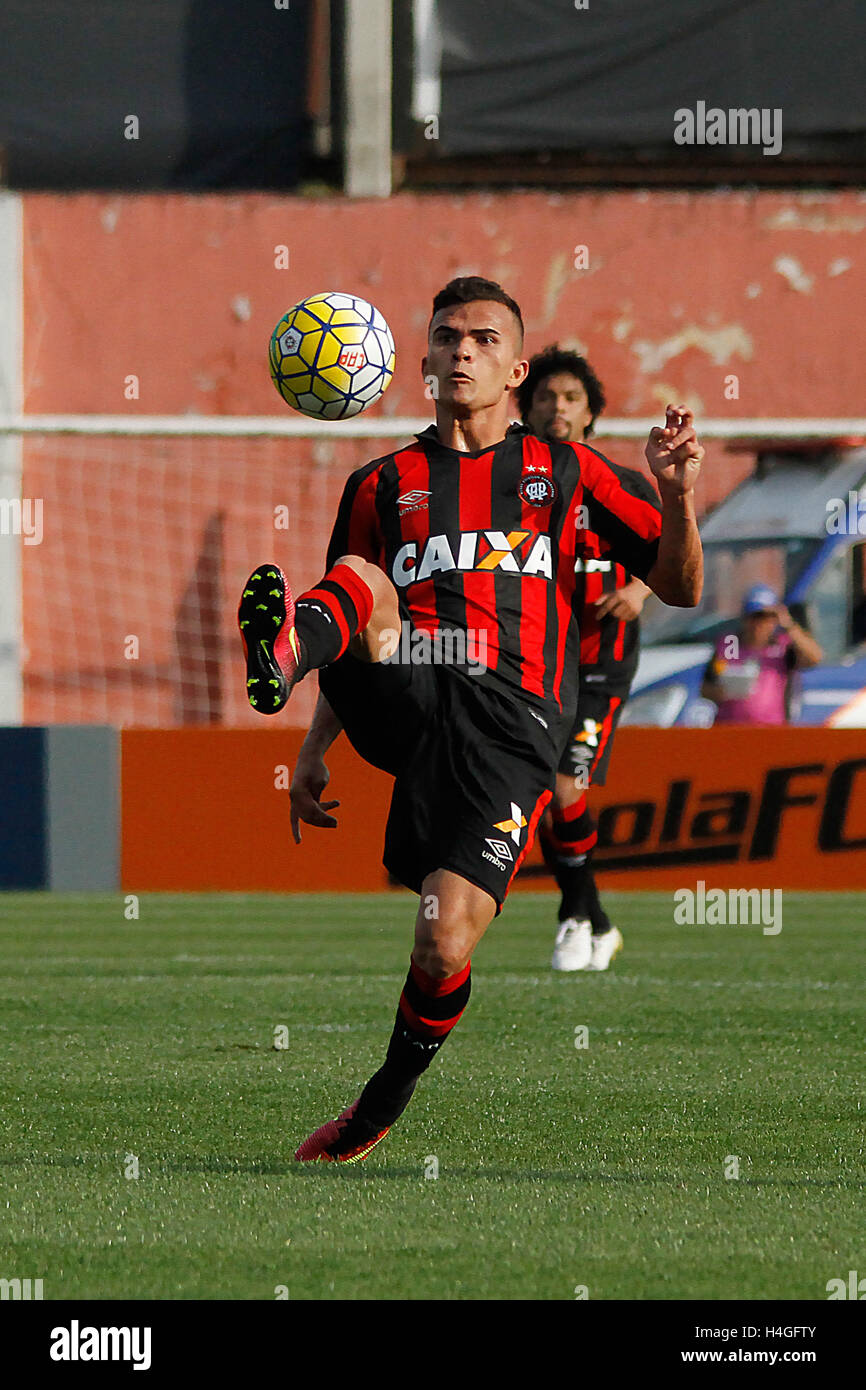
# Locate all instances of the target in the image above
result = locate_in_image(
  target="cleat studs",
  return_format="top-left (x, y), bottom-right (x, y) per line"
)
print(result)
top-left (256, 603), bottom-right (268, 611)
top-left (268, 588), bottom-right (281, 597)
top-left (239, 619), bottom-right (249, 628)
top-left (242, 588), bottom-right (254, 597)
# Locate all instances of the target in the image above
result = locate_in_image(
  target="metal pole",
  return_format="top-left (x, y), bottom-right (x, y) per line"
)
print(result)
top-left (0, 194), bottom-right (23, 724)
top-left (344, 0), bottom-right (392, 197)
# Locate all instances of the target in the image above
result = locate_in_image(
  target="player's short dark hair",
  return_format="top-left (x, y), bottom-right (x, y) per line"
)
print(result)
top-left (517, 344), bottom-right (607, 436)
top-left (429, 276), bottom-right (524, 346)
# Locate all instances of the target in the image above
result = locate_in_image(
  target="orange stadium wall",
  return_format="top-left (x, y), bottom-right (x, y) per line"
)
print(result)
top-left (19, 189), bottom-right (866, 730)
top-left (121, 728), bottom-right (866, 893)
top-left (22, 190), bottom-right (866, 423)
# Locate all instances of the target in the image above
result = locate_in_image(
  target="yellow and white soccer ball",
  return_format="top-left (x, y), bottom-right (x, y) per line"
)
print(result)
top-left (269, 292), bottom-right (395, 420)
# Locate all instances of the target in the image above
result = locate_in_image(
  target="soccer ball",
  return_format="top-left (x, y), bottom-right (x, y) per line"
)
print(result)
top-left (269, 292), bottom-right (395, 420)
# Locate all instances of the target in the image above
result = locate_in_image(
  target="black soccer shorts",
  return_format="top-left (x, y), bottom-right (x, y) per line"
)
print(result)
top-left (318, 653), bottom-right (564, 908)
top-left (556, 680), bottom-right (626, 788)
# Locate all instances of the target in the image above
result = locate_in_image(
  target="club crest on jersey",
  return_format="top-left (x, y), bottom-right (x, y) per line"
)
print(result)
top-left (518, 473), bottom-right (557, 507)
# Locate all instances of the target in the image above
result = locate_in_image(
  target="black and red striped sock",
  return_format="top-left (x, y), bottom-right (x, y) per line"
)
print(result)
top-left (356, 957), bottom-right (472, 1129)
top-left (540, 794), bottom-right (610, 931)
top-left (293, 562), bottom-right (375, 678)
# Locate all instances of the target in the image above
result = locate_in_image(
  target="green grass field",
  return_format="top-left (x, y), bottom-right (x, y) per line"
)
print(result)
top-left (1, 890), bottom-right (863, 1301)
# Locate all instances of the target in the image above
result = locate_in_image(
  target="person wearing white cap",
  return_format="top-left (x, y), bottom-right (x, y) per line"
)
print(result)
top-left (702, 584), bottom-right (822, 724)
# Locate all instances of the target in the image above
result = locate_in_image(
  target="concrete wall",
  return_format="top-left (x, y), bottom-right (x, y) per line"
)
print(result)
top-left (16, 189), bottom-right (866, 727)
top-left (22, 189), bottom-right (866, 423)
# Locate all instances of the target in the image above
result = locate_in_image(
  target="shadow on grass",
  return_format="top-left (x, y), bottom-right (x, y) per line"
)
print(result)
top-left (4, 1152), bottom-right (865, 1188)
top-left (147, 1158), bottom-right (866, 1188)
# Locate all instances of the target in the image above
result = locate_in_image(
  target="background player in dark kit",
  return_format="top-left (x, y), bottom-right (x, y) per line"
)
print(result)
top-left (519, 346), bottom-right (658, 972)
top-left (239, 277), bottom-right (704, 1161)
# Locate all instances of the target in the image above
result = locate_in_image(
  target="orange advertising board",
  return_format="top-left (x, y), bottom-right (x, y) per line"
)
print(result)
top-left (542, 727), bottom-right (866, 891)
top-left (121, 729), bottom-right (394, 893)
top-left (121, 727), bottom-right (866, 894)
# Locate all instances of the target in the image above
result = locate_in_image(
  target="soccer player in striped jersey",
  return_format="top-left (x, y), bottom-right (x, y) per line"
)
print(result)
top-left (519, 346), bottom-right (656, 972)
top-left (238, 277), bottom-right (703, 1162)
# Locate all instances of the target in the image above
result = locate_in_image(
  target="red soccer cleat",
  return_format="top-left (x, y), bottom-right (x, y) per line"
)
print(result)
top-left (237, 564), bottom-right (301, 714)
top-left (294, 1099), bottom-right (391, 1165)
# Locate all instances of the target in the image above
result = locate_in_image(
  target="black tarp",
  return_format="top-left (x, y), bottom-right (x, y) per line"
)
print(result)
top-left (0, 1), bottom-right (310, 189)
top-left (435, 0), bottom-right (865, 156)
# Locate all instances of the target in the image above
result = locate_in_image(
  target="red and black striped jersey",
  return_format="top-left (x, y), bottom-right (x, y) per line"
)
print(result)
top-left (325, 422), bottom-right (661, 720)
top-left (575, 461), bottom-right (662, 697)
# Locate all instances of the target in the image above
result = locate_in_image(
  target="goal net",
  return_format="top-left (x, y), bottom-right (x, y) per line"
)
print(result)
top-left (4, 415), bottom-right (860, 728)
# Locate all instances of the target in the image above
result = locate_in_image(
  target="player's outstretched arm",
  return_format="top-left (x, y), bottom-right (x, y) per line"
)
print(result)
top-left (644, 405), bottom-right (704, 608)
top-left (290, 693), bottom-right (344, 843)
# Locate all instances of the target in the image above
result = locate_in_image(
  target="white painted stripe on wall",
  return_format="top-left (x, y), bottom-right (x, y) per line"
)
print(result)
top-left (0, 415), bottom-right (865, 440)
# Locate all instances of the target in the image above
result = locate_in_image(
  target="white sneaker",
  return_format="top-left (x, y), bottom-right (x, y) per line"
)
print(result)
top-left (586, 926), bottom-right (623, 972)
top-left (551, 918), bottom-right (593, 972)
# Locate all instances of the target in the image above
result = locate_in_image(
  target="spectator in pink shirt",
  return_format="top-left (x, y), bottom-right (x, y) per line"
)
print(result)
top-left (702, 584), bottom-right (823, 725)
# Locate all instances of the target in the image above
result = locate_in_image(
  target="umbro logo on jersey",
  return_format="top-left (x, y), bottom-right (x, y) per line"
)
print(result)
top-left (397, 489), bottom-right (432, 514)
top-left (392, 531), bottom-right (552, 586)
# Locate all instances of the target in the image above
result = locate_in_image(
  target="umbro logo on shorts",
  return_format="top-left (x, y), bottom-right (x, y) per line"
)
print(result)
top-left (485, 837), bottom-right (513, 862)
top-left (482, 803), bottom-right (527, 871)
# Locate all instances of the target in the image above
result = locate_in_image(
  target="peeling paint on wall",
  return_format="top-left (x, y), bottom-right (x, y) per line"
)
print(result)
top-left (773, 256), bottom-right (815, 293)
top-left (630, 325), bottom-right (753, 373)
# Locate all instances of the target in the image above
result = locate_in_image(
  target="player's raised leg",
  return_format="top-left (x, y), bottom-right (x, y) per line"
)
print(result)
top-left (238, 554), bottom-right (400, 713)
top-left (294, 870), bottom-right (495, 1163)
